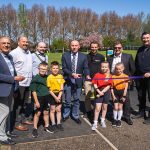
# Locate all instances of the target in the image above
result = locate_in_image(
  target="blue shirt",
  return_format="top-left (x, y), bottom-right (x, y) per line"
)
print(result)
top-left (1, 52), bottom-right (14, 76)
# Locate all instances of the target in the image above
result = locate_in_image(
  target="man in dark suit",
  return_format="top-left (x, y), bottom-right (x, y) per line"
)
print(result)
top-left (62, 40), bottom-right (90, 124)
top-left (107, 41), bottom-right (135, 125)
top-left (0, 36), bottom-right (24, 145)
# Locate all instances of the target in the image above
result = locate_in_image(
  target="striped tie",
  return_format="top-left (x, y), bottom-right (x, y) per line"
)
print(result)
top-left (72, 54), bottom-right (76, 73)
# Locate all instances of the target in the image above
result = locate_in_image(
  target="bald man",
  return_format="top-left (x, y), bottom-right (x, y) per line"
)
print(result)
top-left (10, 36), bottom-right (33, 131)
top-left (62, 40), bottom-right (90, 124)
top-left (32, 42), bottom-right (48, 76)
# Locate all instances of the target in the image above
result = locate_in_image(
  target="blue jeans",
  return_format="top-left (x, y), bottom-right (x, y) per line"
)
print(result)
top-left (63, 83), bottom-right (82, 119)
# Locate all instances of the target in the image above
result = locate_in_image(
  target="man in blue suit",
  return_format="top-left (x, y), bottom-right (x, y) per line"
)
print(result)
top-left (62, 40), bottom-right (90, 124)
top-left (0, 36), bottom-right (24, 145)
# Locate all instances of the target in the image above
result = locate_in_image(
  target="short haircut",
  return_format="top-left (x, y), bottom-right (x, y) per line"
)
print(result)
top-left (101, 61), bottom-right (110, 67)
top-left (90, 41), bottom-right (100, 48)
top-left (50, 61), bottom-right (59, 67)
top-left (141, 32), bottom-right (149, 38)
top-left (115, 62), bottom-right (124, 68)
top-left (18, 36), bottom-right (27, 42)
top-left (114, 40), bottom-right (122, 47)
top-left (38, 61), bottom-right (48, 67)
top-left (0, 36), bottom-right (10, 42)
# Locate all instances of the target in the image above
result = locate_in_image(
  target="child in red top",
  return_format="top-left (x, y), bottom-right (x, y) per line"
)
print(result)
top-left (91, 62), bottom-right (112, 130)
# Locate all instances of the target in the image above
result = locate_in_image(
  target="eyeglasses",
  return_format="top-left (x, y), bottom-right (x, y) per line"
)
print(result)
top-left (114, 47), bottom-right (122, 50)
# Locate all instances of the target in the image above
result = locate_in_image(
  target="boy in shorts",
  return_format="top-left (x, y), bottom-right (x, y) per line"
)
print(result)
top-left (30, 62), bottom-right (54, 138)
top-left (111, 62), bottom-right (129, 127)
top-left (91, 62), bottom-right (112, 130)
top-left (47, 61), bottom-right (65, 131)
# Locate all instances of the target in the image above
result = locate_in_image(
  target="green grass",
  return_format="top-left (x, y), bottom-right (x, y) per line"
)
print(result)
top-left (47, 50), bottom-right (137, 65)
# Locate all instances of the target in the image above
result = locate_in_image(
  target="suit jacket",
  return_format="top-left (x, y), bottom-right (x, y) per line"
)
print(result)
top-left (0, 53), bottom-right (16, 97)
top-left (107, 53), bottom-right (135, 76)
top-left (62, 51), bottom-right (90, 87)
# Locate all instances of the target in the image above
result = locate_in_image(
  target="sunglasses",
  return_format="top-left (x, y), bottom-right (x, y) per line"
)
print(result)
top-left (114, 47), bottom-right (122, 49)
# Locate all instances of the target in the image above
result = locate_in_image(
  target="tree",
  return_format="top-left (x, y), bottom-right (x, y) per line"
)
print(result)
top-left (46, 6), bottom-right (60, 50)
top-left (51, 38), bottom-right (68, 52)
top-left (80, 32), bottom-right (103, 48)
top-left (18, 3), bottom-right (29, 37)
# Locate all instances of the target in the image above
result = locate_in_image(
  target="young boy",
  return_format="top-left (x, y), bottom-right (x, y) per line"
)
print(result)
top-left (91, 62), bottom-right (112, 130)
top-left (30, 62), bottom-right (54, 138)
top-left (47, 61), bottom-right (65, 131)
top-left (111, 62), bottom-right (129, 127)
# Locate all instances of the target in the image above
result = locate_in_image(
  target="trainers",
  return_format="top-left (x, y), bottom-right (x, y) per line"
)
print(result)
top-left (32, 128), bottom-right (38, 138)
top-left (51, 124), bottom-right (58, 132)
top-left (117, 120), bottom-right (122, 127)
top-left (101, 121), bottom-right (106, 128)
top-left (44, 126), bottom-right (54, 133)
top-left (112, 120), bottom-right (117, 127)
top-left (57, 124), bottom-right (64, 131)
top-left (91, 124), bottom-right (97, 131)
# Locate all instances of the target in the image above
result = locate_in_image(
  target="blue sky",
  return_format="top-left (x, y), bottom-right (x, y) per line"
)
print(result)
top-left (1, 0), bottom-right (150, 16)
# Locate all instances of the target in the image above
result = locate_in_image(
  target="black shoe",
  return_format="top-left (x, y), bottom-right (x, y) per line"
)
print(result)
top-left (112, 119), bottom-right (117, 127)
top-left (62, 116), bottom-right (69, 122)
top-left (7, 132), bottom-right (18, 138)
top-left (72, 118), bottom-right (82, 124)
top-left (44, 126), bottom-right (54, 133)
top-left (117, 120), bottom-right (122, 127)
top-left (143, 118), bottom-right (150, 124)
top-left (0, 139), bottom-right (16, 145)
top-left (32, 128), bottom-right (38, 138)
top-left (132, 111), bottom-right (145, 119)
top-left (125, 118), bottom-right (133, 125)
top-left (57, 124), bottom-right (64, 131)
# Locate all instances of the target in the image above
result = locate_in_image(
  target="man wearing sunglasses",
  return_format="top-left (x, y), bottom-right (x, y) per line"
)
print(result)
top-left (107, 41), bottom-right (135, 125)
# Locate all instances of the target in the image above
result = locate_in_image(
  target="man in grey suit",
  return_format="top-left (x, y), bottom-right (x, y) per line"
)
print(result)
top-left (62, 40), bottom-right (90, 124)
top-left (107, 41), bottom-right (135, 125)
top-left (0, 36), bottom-right (24, 145)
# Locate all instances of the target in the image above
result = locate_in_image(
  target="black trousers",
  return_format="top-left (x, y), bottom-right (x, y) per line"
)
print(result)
top-left (135, 78), bottom-right (150, 111)
top-left (13, 86), bottom-right (33, 124)
top-left (123, 92), bottom-right (131, 119)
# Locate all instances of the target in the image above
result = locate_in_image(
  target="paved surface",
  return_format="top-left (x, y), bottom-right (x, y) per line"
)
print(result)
top-left (1, 88), bottom-right (150, 150)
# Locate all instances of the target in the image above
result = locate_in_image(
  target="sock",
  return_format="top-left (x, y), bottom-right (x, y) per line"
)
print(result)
top-left (52, 123), bottom-right (56, 126)
top-left (118, 110), bottom-right (123, 120)
top-left (93, 120), bottom-right (98, 125)
top-left (101, 118), bottom-right (105, 123)
top-left (113, 110), bottom-right (118, 120)
top-left (45, 124), bottom-right (49, 128)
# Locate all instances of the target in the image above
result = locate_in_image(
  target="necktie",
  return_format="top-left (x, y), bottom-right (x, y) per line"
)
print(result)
top-left (72, 54), bottom-right (76, 73)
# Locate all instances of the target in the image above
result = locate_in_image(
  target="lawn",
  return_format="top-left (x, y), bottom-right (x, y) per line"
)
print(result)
top-left (47, 50), bottom-right (137, 65)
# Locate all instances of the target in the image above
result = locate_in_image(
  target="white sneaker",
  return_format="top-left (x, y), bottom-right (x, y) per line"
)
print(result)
top-left (101, 121), bottom-right (106, 128)
top-left (91, 124), bottom-right (97, 130)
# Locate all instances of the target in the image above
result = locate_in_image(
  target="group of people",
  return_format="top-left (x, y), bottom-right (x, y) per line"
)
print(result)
top-left (0, 32), bottom-right (150, 145)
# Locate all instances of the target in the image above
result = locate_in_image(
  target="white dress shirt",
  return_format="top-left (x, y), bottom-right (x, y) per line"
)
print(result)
top-left (10, 46), bottom-right (32, 87)
top-left (111, 53), bottom-right (122, 73)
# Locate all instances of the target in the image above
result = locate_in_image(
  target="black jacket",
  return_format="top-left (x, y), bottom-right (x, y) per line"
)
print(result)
top-left (135, 45), bottom-right (150, 75)
top-left (107, 53), bottom-right (135, 76)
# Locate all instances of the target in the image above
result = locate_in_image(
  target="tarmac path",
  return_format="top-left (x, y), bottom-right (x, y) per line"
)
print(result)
top-left (1, 88), bottom-right (150, 150)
